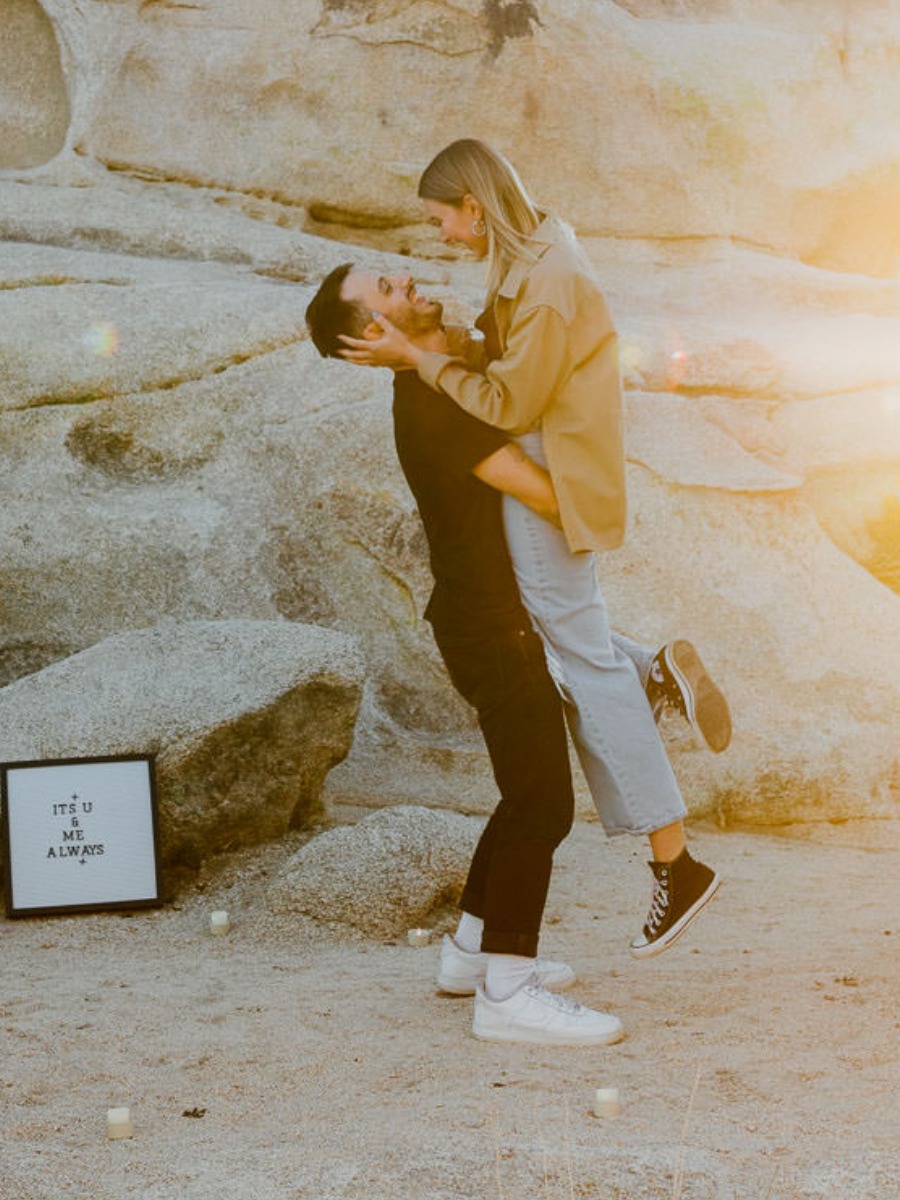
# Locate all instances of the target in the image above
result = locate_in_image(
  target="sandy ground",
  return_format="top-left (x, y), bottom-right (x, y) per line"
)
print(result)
top-left (2, 812), bottom-right (899, 1200)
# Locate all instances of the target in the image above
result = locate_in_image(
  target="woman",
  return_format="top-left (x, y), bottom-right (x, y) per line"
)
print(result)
top-left (340, 138), bottom-right (726, 958)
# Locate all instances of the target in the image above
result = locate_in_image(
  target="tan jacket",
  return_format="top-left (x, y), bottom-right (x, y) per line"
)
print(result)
top-left (418, 215), bottom-right (626, 553)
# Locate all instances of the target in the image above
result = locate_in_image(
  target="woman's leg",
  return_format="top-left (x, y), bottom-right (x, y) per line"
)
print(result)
top-left (503, 489), bottom-right (686, 836)
top-left (611, 632), bottom-right (654, 688)
top-left (503, 433), bottom-right (719, 958)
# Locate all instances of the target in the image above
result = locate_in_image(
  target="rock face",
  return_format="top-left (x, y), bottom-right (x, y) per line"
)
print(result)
top-left (34, 0), bottom-right (900, 278)
top-left (0, 0), bottom-right (69, 170)
top-left (0, 2), bottom-right (898, 831)
top-left (0, 621), bottom-right (365, 867)
top-left (268, 805), bottom-right (481, 937)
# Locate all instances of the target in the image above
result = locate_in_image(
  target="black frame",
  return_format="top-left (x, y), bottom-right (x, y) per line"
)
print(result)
top-left (1, 754), bottom-right (161, 918)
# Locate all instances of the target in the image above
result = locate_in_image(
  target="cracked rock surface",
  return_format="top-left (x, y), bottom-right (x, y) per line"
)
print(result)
top-left (2, 1), bottom-right (899, 829)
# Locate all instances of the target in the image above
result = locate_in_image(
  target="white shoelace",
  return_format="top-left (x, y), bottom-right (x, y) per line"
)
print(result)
top-left (649, 659), bottom-right (684, 715)
top-left (523, 982), bottom-right (583, 1014)
top-left (645, 875), bottom-right (670, 934)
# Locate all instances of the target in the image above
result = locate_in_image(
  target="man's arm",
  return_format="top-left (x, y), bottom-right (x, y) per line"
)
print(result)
top-left (472, 443), bottom-right (561, 528)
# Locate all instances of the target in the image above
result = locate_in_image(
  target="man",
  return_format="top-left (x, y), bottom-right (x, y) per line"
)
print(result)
top-left (306, 262), bottom-right (623, 1046)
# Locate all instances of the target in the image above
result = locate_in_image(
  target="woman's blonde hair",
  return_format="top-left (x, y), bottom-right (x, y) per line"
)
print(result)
top-left (418, 138), bottom-right (541, 298)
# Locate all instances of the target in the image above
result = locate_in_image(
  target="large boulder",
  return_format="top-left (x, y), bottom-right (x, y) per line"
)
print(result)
top-left (0, 234), bottom-right (474, 749)
top-left (0, 223), bottom-right (898, 829)
top-left (1, 4), bottom-right (899, 829)
top-left (0, 620), bottom-right (365, 867)
top-left (268, 805), bottom-right (481, 937)
top-left (0, 0), bottom-right (69, 170)
top-left (23, 0), bottom-right (900, 276)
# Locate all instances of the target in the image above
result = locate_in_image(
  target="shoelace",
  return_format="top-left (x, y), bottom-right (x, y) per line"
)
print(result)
top-left (644, 873), bottom-right (670, 934)
top-left (523, 982), bottom-right (583, 1014)
top-left (649, 660), bottom-right (684, 712)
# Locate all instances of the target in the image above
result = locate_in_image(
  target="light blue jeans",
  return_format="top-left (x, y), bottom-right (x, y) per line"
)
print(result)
top-left (503, 431), bottom-right (687, 837)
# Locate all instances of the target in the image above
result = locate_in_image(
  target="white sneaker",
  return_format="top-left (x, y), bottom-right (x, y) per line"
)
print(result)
top-left (436, 935), bottom-right (576, 996)
top-left (472, 981), bottom-right (624, 1046)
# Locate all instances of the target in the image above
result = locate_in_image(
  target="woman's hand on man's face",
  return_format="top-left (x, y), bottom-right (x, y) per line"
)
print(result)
top-left (338, 313), bottom-right (421, 370)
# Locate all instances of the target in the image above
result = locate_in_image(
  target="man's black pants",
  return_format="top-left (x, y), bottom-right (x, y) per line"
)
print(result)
top-left (433, 620), bottom-right (575, 959)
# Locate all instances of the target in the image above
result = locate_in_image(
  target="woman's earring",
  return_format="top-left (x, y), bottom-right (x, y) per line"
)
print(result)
top-left (471, 218), bottom-right (486, 237)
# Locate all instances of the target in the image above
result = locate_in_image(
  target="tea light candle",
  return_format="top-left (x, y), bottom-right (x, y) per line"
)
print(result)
top-left (407, 928), bottom-right (431, 947)
top-left (106, 1107), bottom-right (133, 1139)
top-left (593, 1087), bottom-right (621, 1117)
top-left (210, 911), bottom-right (230, 936)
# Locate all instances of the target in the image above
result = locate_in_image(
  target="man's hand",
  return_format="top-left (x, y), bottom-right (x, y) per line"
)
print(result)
top-left (444, 325), bottom-right (486, 370)
top-left (339, 313), bottom-right (422, 370)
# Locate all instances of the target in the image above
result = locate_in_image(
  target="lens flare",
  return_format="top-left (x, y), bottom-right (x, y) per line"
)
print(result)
top-left (83, 322), bottom-right (120, 359)
top-left (665, 324), bottom-right (688, 390)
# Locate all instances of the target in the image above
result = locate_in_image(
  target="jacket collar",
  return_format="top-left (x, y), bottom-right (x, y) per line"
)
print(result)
top-left (496, 213), bottom-right (565, 300)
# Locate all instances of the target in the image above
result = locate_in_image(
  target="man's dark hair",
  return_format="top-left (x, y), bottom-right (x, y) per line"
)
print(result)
top-left (305, 262), bottom-right (369, 358)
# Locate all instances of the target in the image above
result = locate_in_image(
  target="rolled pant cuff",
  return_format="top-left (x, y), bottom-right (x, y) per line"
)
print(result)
top-left (480, 930), bottom-right (539, 959)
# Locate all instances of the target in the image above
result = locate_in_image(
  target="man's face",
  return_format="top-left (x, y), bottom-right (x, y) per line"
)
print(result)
top-left (341, 271), bottom-right (443, 339)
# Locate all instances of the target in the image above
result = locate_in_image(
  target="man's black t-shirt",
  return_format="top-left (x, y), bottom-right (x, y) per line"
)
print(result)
top-left (392, 370), bottom-right (530, 637)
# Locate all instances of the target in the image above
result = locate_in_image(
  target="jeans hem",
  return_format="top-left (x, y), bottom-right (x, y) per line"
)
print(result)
top-left (601, 810), bottom-right (689, 838)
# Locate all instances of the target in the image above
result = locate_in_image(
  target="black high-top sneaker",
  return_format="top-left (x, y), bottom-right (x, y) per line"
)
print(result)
top-left (630, 849), bottom-right (721, 959)
top-left (645, 640), bottom-right (732, 753)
